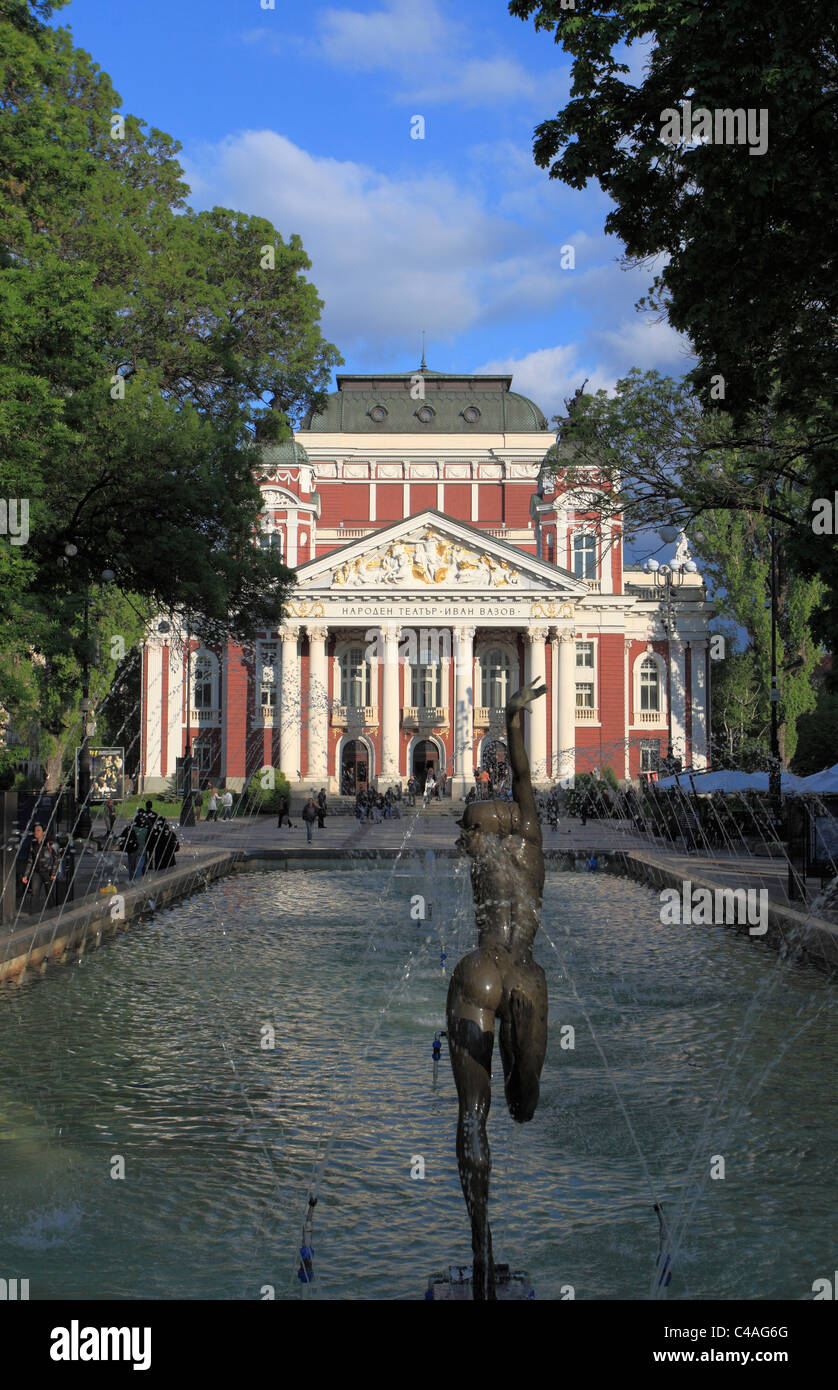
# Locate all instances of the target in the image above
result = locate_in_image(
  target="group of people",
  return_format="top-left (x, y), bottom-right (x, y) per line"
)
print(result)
top-left (116, 802), bottom-right (180, 880)
top-left (354, 784), bottom-right (402, 824)
top-left (190, 788), bottom-right (234, 822)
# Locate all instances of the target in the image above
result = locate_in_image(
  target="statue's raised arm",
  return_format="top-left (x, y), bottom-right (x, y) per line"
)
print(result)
top-left (505, 683), bottom-right (547, 841)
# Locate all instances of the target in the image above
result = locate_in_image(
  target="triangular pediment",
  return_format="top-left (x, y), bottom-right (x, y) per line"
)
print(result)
top-left (295, 510), bottom-right (589, 596)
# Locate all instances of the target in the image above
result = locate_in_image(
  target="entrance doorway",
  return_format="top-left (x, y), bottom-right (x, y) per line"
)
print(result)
top-left (341, 740), bottom-right (369, 795)
top-left (412, 739), bottom-right (439, 785)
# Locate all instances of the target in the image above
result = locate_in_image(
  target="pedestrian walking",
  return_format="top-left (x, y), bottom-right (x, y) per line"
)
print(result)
top-left (105, 798), bottom-right (116, 836)
top-left (206, 789), bottom-right (218, 823)
top-left (277, 795), bottom-right (293, 829)
top-left (302, 796), bottom-right (318, 844)
top-left (423, 770), bottom-right (436, 806)
top-left (221, 790), bottom-right (233, 821)
top-left (20, 824), bottom-right (56, 912)
top-left (194, 788), bottom-right (203, 822)
top-left (407, 775), bottom-right (417, 807)
top-left (316, 788), bottom-right (327, 830)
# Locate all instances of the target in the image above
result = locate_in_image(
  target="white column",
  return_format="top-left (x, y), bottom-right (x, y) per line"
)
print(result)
top-left (381, 623), bottom-right (401, 783)
top-left (145, 643), bottom-right (163, 783)
top-left (555, 627), bottom-right (576, 786)
top-left (453, 625), bottom-right (475, 797)
top-left (623, 637), bottom-right (631, 780)
top-left (691, 640), bottom-right (709, 769)
top-left (551, 635), bottom-right (559, 779)
top-left (278, 623), bottom-right (301, 782)
top-left (525, 625), bottom-right (548, 783)
top-left (306, 625), bottom-right (328, 783)
top-left (286, 513), bottom-right (298, 567)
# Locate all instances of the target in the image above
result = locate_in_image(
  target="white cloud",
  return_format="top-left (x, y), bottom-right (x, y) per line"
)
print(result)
top-left (473, 345), bottom-right (613, 423)
top-left (183, 131), bottom-right (513, 352)
top-left (307, 0), bottom-right (569, 107)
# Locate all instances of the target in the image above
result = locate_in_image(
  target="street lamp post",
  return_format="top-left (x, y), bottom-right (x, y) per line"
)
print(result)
top-left (71, 566), bottom-right (115, 839)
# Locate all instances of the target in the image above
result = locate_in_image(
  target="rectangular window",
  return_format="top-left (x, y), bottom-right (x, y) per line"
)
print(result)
top-left (576, 641), bottom-right (594, 668)
top-left (572, 534), bottom-right (597, 580)
top-left (575, 682), bottom-right (595, 709)
top-left (260, 643), bottom-right (278, 709)
top-left (639, 740), bottom-right (661, 772)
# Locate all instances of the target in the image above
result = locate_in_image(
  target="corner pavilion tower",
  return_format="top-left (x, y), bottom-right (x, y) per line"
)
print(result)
top-left (139, 368), bottom-right (714, 797)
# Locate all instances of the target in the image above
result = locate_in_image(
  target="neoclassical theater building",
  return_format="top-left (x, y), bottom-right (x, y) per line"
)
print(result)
top-left (140, 369), bottom-right (714, 796)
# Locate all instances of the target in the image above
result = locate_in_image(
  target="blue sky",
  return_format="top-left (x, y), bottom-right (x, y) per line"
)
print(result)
top-left (53, 0), bottom-right (694, 422)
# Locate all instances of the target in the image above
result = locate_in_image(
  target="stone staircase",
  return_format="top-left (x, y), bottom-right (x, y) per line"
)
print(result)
top-left (297, 795), bottom-right (459, 818)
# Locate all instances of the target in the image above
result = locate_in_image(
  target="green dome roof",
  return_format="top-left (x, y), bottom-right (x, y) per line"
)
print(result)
top-left (303, 370), bottom-right (550, 434)
top-left (258, 438), bottom-right (311, 464)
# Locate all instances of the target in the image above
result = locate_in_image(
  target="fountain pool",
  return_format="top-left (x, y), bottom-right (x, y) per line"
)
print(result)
top-left (0, 864), bottom-right (835, 1300)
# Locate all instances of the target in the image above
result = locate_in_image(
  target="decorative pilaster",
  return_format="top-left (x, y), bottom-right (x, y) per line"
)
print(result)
top-left (306, 624), bottom-right (329, 783)
top-left (278, 623), bottom-right (300, 781)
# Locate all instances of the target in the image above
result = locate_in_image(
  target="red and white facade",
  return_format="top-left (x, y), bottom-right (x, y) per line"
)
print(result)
top-left (140, 371), bottom-right (713, 795)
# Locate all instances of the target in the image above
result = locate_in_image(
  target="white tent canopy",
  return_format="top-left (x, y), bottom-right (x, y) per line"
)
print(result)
top-left (654, 769), bottom-right (805, 794)
top-left (795, 762), bottom-right (838, 795)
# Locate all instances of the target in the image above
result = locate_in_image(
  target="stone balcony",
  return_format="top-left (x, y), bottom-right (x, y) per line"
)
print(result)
top-left (186, 708), bottom-right (221, 726)
top-left (575, 705), bottom-right (598, 722)
top-left (473, 707), bottom-right (506, 728)
top-left (636, 709), bottom-right (665, 725)
top-left (401, 706), bottom-right (449, 728)
top-left (330, 705), bottom-right (379, 728)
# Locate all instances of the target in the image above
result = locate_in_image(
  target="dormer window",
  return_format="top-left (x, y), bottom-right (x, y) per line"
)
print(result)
top-left (369, 405), bottom-right (388, 422)
top-left (416, 405), bottom-right (435, 423)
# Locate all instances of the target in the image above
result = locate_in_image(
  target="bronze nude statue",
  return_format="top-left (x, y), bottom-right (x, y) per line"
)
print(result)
top-left (446, 684), bottom-right (549, 1300)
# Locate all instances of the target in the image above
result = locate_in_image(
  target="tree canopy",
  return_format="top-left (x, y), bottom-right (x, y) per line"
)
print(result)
top-left (510, 0), bottom-right (838, 421)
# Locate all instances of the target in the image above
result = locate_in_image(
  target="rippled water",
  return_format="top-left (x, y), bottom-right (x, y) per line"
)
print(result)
top-left (0, 863), bottom-right (835, 1300)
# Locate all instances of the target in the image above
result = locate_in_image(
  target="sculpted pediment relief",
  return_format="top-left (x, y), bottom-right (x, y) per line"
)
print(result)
top-left (326, 525), bottom-right (527, 590)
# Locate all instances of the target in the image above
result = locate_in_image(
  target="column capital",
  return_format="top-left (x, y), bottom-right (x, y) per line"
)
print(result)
top-left (381, 622), bottom-right (402, 642)
top-left (527, 624), bottom-right (549, 643)
top-left (306, 623), bottom-right (328, 642)
top-left (278, 622), bottom-right (300, 642)
top-left (453, 624), bottom-right (475, 645)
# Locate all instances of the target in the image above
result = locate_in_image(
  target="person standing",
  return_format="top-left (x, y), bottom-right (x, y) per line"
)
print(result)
top-left (316, 788), bottom-right (327, 830)
top-left (206, 789), bottom-right (218, 823)
top-left (194, 788), bottom-right (203, 822)
top-left (355, 788), bottom-right (367, 824)
top-left (105, 798), bottom-right (116, 837)
top-left (423, 770), bottom-right (436, 806)
top-left (407, 775), bottom-right (416, 807)
top-left (277, 794), bottom-right (293, 829)
top-left (302, 795), bottom-right (318, 844)
top-left (221, 790), bottom-right (233, 821)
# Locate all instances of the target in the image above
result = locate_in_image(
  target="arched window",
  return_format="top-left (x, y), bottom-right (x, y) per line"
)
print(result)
top-left (572, 533), bottom-right (597, 579)
top-left (339, 647), bottom-right (371, 707)
top-left (192, 651), bottom-right (218, 710)
top-left (410, 657), bottom-right (442, 708)
top-left (480, 648), bottom-right (512, 709)
top-left (640, 656), bottom-right (661, 712)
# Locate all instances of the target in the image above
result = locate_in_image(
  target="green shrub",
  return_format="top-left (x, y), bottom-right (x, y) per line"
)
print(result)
top-left (242, 767), bottom-right (291, 816)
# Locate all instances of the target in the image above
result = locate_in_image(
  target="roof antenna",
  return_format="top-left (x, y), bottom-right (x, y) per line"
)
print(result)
top-left (420, 330), bottom-right (427, 372)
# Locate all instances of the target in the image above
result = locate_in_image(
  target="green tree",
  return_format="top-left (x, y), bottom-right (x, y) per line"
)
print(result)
top-left (548, 370), bottom-right (822, 763)
top-left (0, 0), bottom-right (341, 776)
top-left (510, 0), bottom-right (838, 421)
